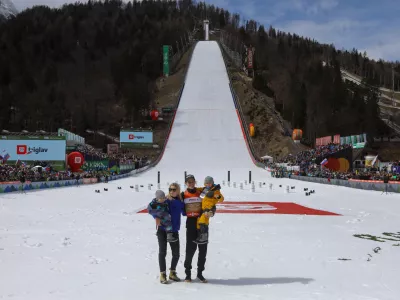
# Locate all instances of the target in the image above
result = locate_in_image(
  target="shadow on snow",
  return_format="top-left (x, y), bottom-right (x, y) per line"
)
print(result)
top-left (206, 277), bottom-right (314, 286)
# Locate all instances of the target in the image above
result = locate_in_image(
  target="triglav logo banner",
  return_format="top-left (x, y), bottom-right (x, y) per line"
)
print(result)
top-left (120, 131), bottom-right (153, 144)
top-left (0, 139), bottom-right (66, 161)
top-left (128, 134), bottom-right (145, 140)
top-left (17, 145), bottom-right (49, 155)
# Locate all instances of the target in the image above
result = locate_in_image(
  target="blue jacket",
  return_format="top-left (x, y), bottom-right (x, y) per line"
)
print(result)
top-left (148, 197), bottom-right (184, 232)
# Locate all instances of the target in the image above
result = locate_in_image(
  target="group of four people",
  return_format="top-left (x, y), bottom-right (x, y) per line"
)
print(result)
top-left (147, 174), bottom-right (224, 284)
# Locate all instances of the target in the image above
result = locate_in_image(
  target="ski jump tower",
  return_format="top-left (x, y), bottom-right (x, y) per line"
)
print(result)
top-left (203, 20), bottom-right (209, 41)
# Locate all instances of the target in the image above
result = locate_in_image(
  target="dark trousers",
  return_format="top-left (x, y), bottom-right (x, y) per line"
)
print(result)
top-left (184, 217), bottom-right (208, 276)
top-left (157, 228), bottom-right (180, 273)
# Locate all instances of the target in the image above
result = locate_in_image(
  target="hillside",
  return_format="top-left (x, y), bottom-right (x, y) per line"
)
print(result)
top-left (0, 0), bottom-right (197, 135)
top-left (0, 0), bottom-right (396, 151)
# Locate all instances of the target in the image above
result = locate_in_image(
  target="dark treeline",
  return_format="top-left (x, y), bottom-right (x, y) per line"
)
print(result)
top-left (201, 6), bottom-right (395, 141)
top-left (0, 0), bottom-right (201, 135)
top-left (0, 0), bottom-right (395, 141)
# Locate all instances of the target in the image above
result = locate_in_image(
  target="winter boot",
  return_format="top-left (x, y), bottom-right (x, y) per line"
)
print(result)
top-left (160, 272), bottom-right (168, 284)
top-left (197, 273), bottom-right (208, 283)
top-left (194, 225), bottom-right (208, 244)
top-left (167, 232), bottom-right (178, 243)
top-left (169, 269), bottom-right (181, 282)
top-left (184, 269), bottom-right (192, 282)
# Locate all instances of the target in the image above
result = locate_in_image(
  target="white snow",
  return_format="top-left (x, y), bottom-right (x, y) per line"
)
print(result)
top-left (1, 41), bottom-right (400, 300)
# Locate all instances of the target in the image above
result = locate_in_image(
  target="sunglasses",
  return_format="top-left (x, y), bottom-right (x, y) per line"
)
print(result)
top-left (169, 188), bottom-right (177, 191)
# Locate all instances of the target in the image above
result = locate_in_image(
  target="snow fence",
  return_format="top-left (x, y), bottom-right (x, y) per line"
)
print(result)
top-left (291, 175), bottom-right (400, 193)
top-left (0, 166), bottom-right (151, 193)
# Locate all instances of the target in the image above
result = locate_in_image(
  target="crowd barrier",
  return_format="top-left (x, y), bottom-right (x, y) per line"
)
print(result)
top-left (291, 175), bottom-right (400, 193)
top-left (0, 167), bottom-right (153, 194)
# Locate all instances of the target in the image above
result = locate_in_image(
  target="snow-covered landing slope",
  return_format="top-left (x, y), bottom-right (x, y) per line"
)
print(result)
top-left (139, 41), bottom-right (266, 184)
top-left (1, 41), bottom-right (400, 300)
top-left (1, 178), bottom-right (400, 300)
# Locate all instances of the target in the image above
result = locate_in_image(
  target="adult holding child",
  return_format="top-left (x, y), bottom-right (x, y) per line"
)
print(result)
top-left (148, 183), bottom-right (184, 284)
top-left (181, 174), bottom-right (223, 283)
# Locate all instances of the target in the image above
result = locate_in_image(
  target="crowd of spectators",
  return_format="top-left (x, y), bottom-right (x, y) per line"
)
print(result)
top-left (75, 144), bottom-right (150, 167)
top-left (0, 163), bottom-right (114, 183)
top-left (278, 144), bottom-right (352, 170)
top-left (1, 145), bottom-right (151, 183)
top-left (268, 144), bottom-right (399, 182)
top-left (298, 167), bottom-right (399, 182)
top-left (76, 144), bottom-right (109, 159)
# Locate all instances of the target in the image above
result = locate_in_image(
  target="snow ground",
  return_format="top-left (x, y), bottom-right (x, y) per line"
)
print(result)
top-left (1, 41), bottom-right (400, 300)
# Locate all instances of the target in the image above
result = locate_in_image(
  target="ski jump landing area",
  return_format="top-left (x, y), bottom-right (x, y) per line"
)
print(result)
top-left (1, 41), bottom-right (400, 300)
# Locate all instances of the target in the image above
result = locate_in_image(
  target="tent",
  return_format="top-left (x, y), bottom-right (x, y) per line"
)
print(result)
top-left (260, 155), bottom-right (273, 163)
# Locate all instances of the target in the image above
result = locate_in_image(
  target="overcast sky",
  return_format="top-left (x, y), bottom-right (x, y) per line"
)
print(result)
top-left (13, 0), bottom-right (400, 62)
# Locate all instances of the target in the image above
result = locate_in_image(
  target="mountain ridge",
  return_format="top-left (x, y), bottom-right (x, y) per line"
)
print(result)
top-left (0, 0), bottom-right (18, 19)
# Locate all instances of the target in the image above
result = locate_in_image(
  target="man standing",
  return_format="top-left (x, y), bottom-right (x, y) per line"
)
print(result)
top-left (181, 174), bottom-right (209, 283)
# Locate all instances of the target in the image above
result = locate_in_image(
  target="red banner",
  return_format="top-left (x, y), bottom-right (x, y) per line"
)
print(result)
top-left (247, 48), bottom-right (253, 69)
top-left (316, 136), bottom-right (332, 146)
top-left (333, 134), bottom-right (340, 144)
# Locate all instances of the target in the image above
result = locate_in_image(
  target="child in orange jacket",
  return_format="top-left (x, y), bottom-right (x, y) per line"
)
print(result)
top-left (195, 176), bottom-right (224, 244)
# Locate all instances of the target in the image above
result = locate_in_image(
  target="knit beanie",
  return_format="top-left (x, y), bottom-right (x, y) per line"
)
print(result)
top-left (155, 190), bottom-right (166, 200)
top-left (204, 176), bottom-right (214, 184)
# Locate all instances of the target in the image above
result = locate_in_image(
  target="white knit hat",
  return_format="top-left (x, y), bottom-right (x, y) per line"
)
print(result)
top-left (155, 190), bottom-right (166, 200)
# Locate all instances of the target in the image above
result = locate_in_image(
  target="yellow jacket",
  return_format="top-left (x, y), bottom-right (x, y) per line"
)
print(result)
top-left (201, 185), bottom-right (224, 212)
top-left (197, 185), bottom-right (224, 227)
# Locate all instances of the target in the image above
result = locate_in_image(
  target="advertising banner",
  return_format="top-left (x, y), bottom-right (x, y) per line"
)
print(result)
top-left (247, 47), bottom-right (254, 69)
top-left (82, 160), bottom-right (109, 171)
top-left (163, 45), bottom-right (170, 77)
top-left (333, 134), bottom-right (340, 144)
top-left (339, 133), bottom-right (367, 148)
top-left (120, 129), bottom-right (153, 148)
top-left (317, 136), bottom-right (332, 146)
top-left (0, 136), bottom-right (66, 161)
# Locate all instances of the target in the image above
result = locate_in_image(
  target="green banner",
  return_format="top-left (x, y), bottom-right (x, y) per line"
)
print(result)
top-left (163, 45), bottom-right (170, 77)
top-left (353, 142), bottom-right (366, 149)
top-left (82, 160), bottom-right (109, 171)
top-left (120, 164), bottom-right (135, 171)
top-left (162, 107), bottom-right (175, 113)
top-left (120, 142), bottom-right (154, 149)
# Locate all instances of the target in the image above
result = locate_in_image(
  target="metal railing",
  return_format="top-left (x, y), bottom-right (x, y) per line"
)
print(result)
top-left (381, 118), bottom-right (400, 135)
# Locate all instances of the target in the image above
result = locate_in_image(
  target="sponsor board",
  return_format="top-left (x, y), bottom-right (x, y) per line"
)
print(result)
top-left (0, 136), bottom-right (66, 161)
top-left (119, 130), bottom-right (153, 148)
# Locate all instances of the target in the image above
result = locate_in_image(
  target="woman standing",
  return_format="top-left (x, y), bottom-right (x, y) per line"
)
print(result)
top-left (148, 183), bottom-right (184, 284)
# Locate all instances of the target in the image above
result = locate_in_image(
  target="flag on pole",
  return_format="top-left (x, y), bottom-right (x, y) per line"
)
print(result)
top-left (371, 155), bottom-right (378, 167)
top-left (2, 151), bottom-right (10, 164)
top-left (320, 158), bottom-right (328, 166)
